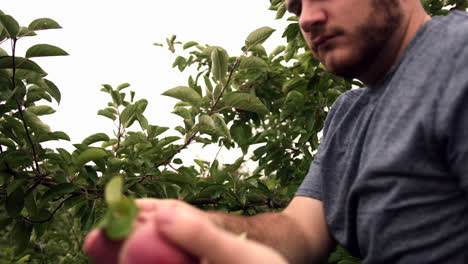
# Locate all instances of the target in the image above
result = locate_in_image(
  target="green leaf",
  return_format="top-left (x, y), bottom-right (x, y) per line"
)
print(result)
top-left (80, 204), bottom-right (96, 231)
top-left (43, 79), bottom-right (61, 104)
top-left (174, 126), bottom-right (186, 136)
top-left (172, 56), bottom-right (187, 71)
top-left (0, 15), bottom-right (20, 38)
top-left (6, 187), bottom-right (24, 217)
top-left (275, 2), bottom-right (287, 19)
top-left (41, 183), bottom-right (77, 202)
top-left (245, 26), bottom-right (276, 48)
top-left (100, 197), bottom-right (139, 240)
top-left (136, 112), bottom-right (149, 130)
top-left (0, 150), bottom-right (33, 168)
top-left (173, 106), bottom-right (192, 119)
top-left (23, 110), bottom-right (51, 133)
top-left (0, 56), bottom-right (47, 75)
top-left (117, 83), bottom-right (130, 91)
top-left (106, 158), bottom-right (123, 173)
top-left (25, 44), bottom-right (68, 58)
top-left (120, 104), bottom-right (137, 128)
top-left (156, 136), bottom-right (180, 148)
top-left (27, 105), bottom-right (56, 116)
top-left (105, 176), bottom-right (123, 206)
top-left (211, 113), bottom-right (231, 138)
top-left (239, 56), bottom-right (269, 71)
top-left (183, 41), bottom-right (198, 50)
top-left (75, 148), bottom-right (107, 167)
top-left (211, 47), bottom-right (229, 82)
top-left (57, 148), bottom-right (72, 163)
top-left (148, 125), bottom-right (169, 138)
top-left (223, 92), bottom-right (269, 116)
top-left (18, 26), bottom-right (37, 37)
top-left (135, 99), bottom-right (148, 113)
top-left (230, 122), bottom-right (252, 147)
top-left (6, 179), bottom-right (27, 196)
top-left (0, 47), bottom-right (8, 57)
top-left (166, 34), bottom-right (177, 53)
top-left (269, 45), bottom-right (286, 59)
top-left (281, 90), bottom-right (305, 120)
top-left (282, 23), bottom-right (300, 42)
top-left (36, 131), bottom-right (70, 142)
top-left (0, 137), bottom-right (15, 148)
top-left (160, 171), bottom-right (194, 186)
top-left (62, 194), bottom-right (86, 210)
top-left (162, 86), bottom-right (202, 107)
top-left (249, 44), bottom-right (267, 57)
top-left (204, 75), bottom-right (214, 94)
top-left (199, 114), bottom-right (217, 135)
top-left (82, 133), bottom-right (110, 146)
top-left (97, 109), bottom-right (116, 121)
top-left (28, 18), bottom-right (62, 31)
top-left (11, 221), bottom-right (32, 255)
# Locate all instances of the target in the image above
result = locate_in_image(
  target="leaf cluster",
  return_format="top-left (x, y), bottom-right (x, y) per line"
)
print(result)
top-left (0, 2), bottom-right (460, 262)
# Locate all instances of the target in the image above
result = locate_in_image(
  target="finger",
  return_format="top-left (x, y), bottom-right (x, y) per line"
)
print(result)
top-left (119, 221), bottom-right (197, 264)
top-left (134, 198), bottom-right (159, 211)
top-left (83, 229), bottom-right (123, 264)
top-left (155, 207), bottom-right (287, 264)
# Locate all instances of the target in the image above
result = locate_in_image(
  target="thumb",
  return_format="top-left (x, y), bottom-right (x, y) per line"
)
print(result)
top-left (83, 229), bottom-right (123, 263)
top-left (155, 207), bottom-right (287, 264)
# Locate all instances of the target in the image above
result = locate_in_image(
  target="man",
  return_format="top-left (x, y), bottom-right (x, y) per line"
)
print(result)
top-left (85, 0), bottom-right (468, 263)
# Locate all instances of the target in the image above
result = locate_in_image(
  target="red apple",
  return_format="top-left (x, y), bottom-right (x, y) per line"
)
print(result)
top-left (120, 222), bottom-right (197, 264)
top-left (83, 229), bottom-right (123, 264)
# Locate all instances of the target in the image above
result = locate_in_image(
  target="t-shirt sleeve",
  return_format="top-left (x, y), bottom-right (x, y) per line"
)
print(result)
top-left (435, 43), bottom-right (468, 191)
top-left (295, 149), bottom-right (325, 200)
top-left (295, 93), bottom-right (348, 200)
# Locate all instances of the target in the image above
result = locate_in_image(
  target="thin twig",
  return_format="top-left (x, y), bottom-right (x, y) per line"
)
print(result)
top-left (209, 106), bottom-right (231, 115)
top-left (137, 128), bottom-right (201, 184)
top-left (22, 194), bottom-right (78, 224)
top-left (209, 53), bottom-right (245, 115)
top-left (115, 108), bottom-right (124, 153)
top-left (11, 38), bottom-right (41, 176)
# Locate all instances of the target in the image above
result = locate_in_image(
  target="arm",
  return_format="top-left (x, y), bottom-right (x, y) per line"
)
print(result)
top-left (208, 196), bottom-right (336, 264)
top-left (84, 197), bottom-right (334, 264)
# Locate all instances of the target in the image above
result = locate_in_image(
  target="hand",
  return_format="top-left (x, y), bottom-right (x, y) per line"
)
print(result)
top-left (84, 198), bottom-right (287, 264)
top-left (149, 200), bottom-right (288, 264)
top-left (83, 198), bottom-right (203, 263)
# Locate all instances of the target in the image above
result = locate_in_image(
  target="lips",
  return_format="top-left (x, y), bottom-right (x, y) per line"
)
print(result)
top-left (312, 34), bottom-right (337, 51)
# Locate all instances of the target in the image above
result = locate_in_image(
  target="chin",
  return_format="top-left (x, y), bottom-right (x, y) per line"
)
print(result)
top-left (322, 50), bottom-right (363, 79)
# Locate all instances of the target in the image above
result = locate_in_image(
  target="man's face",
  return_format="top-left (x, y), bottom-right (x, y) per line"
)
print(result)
top-left (287, 0), bottom-right (403, 79)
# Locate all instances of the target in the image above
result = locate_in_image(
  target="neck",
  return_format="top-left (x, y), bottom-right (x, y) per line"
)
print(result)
top-left (359, 5), bottom-right (431, 88)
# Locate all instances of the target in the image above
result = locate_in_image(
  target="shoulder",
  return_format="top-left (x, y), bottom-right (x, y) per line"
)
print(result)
top-left (322, 88), bottom-right (366, 135)
top-left (430, 12), bottom-right (468, 140)
top-left (430, 11), bottom-right (468, 52)
top-left (328, 88), bottom-right (365, 117)
top-left (431, 10), bottom-right (468, 32)
top-left (432, 11), bottom-right (468, 86)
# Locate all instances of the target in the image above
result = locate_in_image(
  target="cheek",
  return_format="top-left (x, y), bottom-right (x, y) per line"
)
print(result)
top-left (301, 30), bottom-right (313, 48)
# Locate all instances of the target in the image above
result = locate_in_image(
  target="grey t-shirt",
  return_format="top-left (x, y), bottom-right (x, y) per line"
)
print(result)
top-left (296, 11), bottom-right (468, 263)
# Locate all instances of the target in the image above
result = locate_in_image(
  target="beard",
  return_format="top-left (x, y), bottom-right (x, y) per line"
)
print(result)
top-left (328, 0), bottom-right (404, 80)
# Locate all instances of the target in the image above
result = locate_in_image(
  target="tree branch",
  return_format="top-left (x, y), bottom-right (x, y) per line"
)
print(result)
top-left (11, 38), bottom-right (41, 176)
top-left (22, 194), bottom-right (78, 224)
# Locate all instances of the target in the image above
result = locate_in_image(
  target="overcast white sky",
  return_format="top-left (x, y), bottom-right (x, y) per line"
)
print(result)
top-left (1, 0), bottom-right (289, 165)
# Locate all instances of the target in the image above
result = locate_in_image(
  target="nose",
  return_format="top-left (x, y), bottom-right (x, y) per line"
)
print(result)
top-left (299, 7), bottom-right (327, 33)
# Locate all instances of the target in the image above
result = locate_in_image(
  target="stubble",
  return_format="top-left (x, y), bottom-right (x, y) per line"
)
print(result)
top-left (333, 0), bottom-right (404, 80)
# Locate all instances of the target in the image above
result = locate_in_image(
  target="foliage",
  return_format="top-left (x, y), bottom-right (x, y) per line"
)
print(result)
top-left (0, 1), bottom-right (460, 263)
